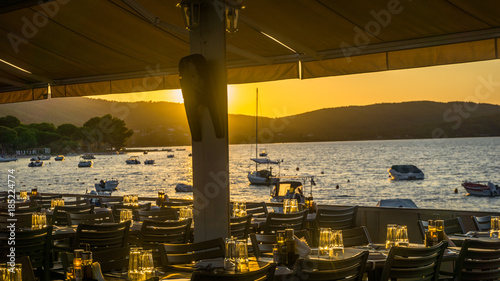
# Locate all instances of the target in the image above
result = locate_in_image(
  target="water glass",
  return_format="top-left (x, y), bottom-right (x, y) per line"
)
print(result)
top-left (31, 212), bottom-right (46, 230)
top-left (120, 209), bottom-right (133, 227)
top-left (329, 230), bottom-right (344, 259)
top-left (386, 224), bottom-right (397, 249)
top-left (235, 240), bottom-right (249, 271)
top-left (131, 195), bottom-right (139, 206)
top-left (123, 195), bottom-right (131, 206)
top-left (491, 216), bottom-right (500, 238)
top-left (141, 249), bottom-right (154, 279)
top-left (319, 228), bottom-right (331, 256)
top-left (238, 202), bottom-right (247, 217)
top-left (428, 220), bottom-right (436, 232)
top-left (396, 225), bottom-right (409, 247)
top-left (283, 199), bottom-right (291, 214)
top-left (0, 263), bottom-right (22, 281)
top-left (290, 199), bottom-right (298, 213)
top-left (128, 247), bottom-right (142, 280)
top-left (224, 238), bottom-right (236, 270)
top-left (19, 190), bottom-right (28, 201)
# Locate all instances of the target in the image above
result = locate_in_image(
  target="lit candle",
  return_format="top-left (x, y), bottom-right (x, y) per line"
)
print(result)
top-left (73, 258), bottom-right (82, 268)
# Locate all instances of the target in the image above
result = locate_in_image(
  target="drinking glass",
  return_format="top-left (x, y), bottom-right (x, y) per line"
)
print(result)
top-left (283, 199), bottom-right (290, 214)
top-left (396, 225), bottom-right (409, 247)
top-left (2, 263), bottom-right (22, 281)
top-left (319, 228), bottom-right (331, 256)
top-left (120, 209), bottom-right (133, 227)
top-left (128, 247), bottom-right (142, 280)
top-left (39, 213), bottom-right (47, 228)
top-left (224, 238), bottom-right (236, 270)
top-left (59, 198), bottom-right (65, 207)
top-left (123, 195), bottom-right (130, 206)
top-left (386, 224), bottom-right (397, 249)
top-left (329, 230), bottom-right (344, 259)
top-left (0, 263), bottom-right (7, 281)
top-left (290, 199), bottom-right (298, 213)
top-left (491, 216), bottom-right (500, 238)
top-left (31, 213), bottom-right (38, 230)
top-left (235, 240), bottom-right (249, 271)
top-left (239, 202), bottom-right (247, 217)
top-left (51, 199), bottom-right (57, 209)
top-left (132, 195), bottom-right (139, 206)
top-left (19, 190), bottom-right (28, 201)
top-left (428, 220), bottom-right (436, 232)
top-left (141, 249), bottom-right (154, 279)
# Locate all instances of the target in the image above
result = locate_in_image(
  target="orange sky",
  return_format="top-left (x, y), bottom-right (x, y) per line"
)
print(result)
top-left (94, 59), bottom-right (500, 118)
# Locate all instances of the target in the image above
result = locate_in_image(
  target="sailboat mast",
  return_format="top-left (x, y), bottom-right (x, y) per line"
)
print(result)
top-left (255, 88), bottom-right (259, 172)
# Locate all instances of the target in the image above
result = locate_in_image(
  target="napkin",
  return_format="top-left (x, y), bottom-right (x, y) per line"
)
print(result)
top-left (91, 262), bottom-right (105, 281)
top-left (294, 235), bottom-right (311, 258)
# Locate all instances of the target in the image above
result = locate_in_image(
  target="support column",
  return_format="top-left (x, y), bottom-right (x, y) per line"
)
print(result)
top-left (189, 1), bottom-right (229, 242)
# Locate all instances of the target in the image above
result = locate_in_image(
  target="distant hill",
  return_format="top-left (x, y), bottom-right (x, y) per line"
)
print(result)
top-left (1, 98), bottom-right (500, 146)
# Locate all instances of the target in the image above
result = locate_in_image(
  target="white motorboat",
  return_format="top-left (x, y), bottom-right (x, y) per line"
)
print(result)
top-left (0, 157), bottom-right (17, 162)
top-left (95, 179), bottom-right (119, 191)
top-left (54, 155), bottom-right (65, 161)
top-left (78, 159), bottom-right (93, 167)
top-left (28, 160), bottom-right (43, 167)
top-left (462, 181), bottom-right (500, 197)
top-left (175, 183), bottom-right (193, 192)
top-left (82, 154), bottom-right (96, 159)
top-left (248, 158), bottom-right (281, 185)
top-left (144, 159), bottom-right (155, 165)
top-left (31, 155), bottom-right (50, 161)
top-left (126, 156), bottom-right (141, 164)
top-left (388, 165), bottom-right (424, 180)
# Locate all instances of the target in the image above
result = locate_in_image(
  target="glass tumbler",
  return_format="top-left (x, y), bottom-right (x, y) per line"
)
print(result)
top-left (386, 224), bottom-right (397, 249)
top-left (491, 216), bottom-right (500, 238)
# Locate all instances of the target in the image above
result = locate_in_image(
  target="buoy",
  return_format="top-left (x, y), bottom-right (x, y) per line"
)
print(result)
top-left (454, 188), bottom-right (458, 194)
top-left (336, 185), bottom-right (339, 189)
top-left (321, 171), bottom-right (324, 174)
top-left (296, 167), bottom-right (300, 171)
top-left (347, 179), bottom-right (350, 183)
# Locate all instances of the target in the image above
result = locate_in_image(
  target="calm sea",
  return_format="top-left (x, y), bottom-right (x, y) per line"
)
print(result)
top-left (3, 137), bottom-right (500, 212)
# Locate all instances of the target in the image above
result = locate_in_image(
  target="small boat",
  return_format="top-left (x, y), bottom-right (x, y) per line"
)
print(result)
top-left (377, 199), bottom-right (418, 208)
top-left (54, 155), bottom-right (65, 161)
top-left (95, 179), bottom-right (119, 191)
top-left (175, 183), bottom-right (193, 192)
top-left (144, 159), bottom-right (155, 165)
top-left (270, 180), bottom-right (306, 204)
top-left (248, 158), bottom-right (281, 185)
top-left (143, 150), bottom-right (148, 154)
top-left (462, 181), bottom-right (500, 197)
top-left (259, 150), bottom-right (268, 157)
top-left (82, 154), bottom-right (96, 159)
top-left (78, 159), bottom-right (93, 167)
top-left (0, 157), bottom-right (17, 162)
top-left (28, 160), bottom-right (43, 167)
top-left (167, 155), bottom-right (175, 158)
top-left (126, 156), bottom-right (141, 164)
top-left (388, 165), bottom-right (424, 180)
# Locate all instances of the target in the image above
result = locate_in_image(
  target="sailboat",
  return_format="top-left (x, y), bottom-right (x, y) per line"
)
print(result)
top-left (247, 88), bottom-right (281, 185)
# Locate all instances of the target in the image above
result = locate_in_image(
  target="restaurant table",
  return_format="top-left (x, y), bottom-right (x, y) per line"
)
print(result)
top-left (449, 231), bottom-right (500, 246)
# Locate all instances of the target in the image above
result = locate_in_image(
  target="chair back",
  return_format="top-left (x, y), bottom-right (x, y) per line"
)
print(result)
top-left (98, 197), bottom-right (123, 208)
top-left (230, 214), bottom-right (252, 239)
top-left (0, 204), bottom-right (41, 214)
top-left (262, 210), bottom-right (307, 234)
top-left (0, 213), bottom-right (33, 229)
top-left (454, 239), bottom-right (500, 281)
top-left (135, 208), bottom-right (178, 221)
top-left (62, 199), bottom-right (91, 207)
top-left (140, 219), bottom-right (192, 267)
top-left (61, 246), bottom-right (130, 274)
top-left (19, 256), bottom-right (37, 281)
top-left (471, 214), bottom-right (496, 231)
top-left (342, 226), bottom-right (372, 247)
top-left (32, 194), bottom-right (62, 208)
top-left (380, 241), bottom-right (447, 281)
top-left (191, 262), bottom-right (276, 281)
top-left (67, 211), bottom-right (115, 225)
top-left (52, 204), bottom-right (95, 226)
top-left (246, 202), bottom-right (269, 218)
top-left (160, 201), bottom-right (194, 208)
top-left (292, 251), bottom-right (369, 281)
top-left (0, 226), bottom-right (52, 280)
top-left (314, 205), bottom-right (358, 230)
top-left (158, 237), bottom-right (225, 266)
top-left (417, 217), bottom-right (466, 240)
top-left (73, 221), bottom-right (130, 251)
top-left (112, 203), bottom-right (151, 221)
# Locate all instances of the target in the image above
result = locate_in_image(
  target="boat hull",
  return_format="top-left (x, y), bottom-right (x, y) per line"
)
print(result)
top-left (78, 161), bottom-right (93, 167)
top-left (0, 158), bottom-right (17, 162)
top-left (248, 171), bottom-right (278, 185)
top-left (388, 165), bottom-right (424, 180)
top-left (462, 182), bottom-right (500, 197)
top-left (95, 180), bottom-right (119, 191)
